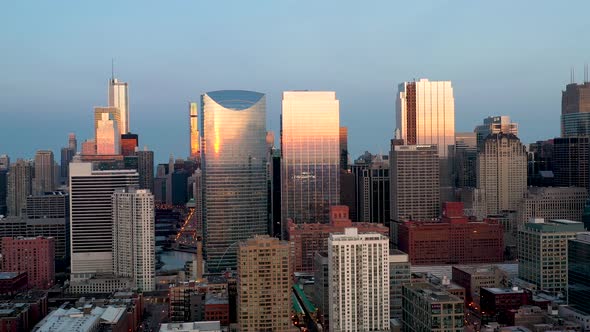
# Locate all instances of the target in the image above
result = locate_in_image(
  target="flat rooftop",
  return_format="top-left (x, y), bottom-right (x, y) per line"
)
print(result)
top-left (405, 282), bottom-right (462, 303)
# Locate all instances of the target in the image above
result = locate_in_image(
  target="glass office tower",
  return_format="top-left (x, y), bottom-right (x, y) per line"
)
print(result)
top-left (281, 91), bottom-right (340, 228)
top-left (201, 90), bottom-right (267, 271)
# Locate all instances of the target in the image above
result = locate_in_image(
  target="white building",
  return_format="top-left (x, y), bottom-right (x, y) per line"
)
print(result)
top-left (108, 78), bottom-right (129, 135)
top-left (69, 162), bottom-right (138, 281)
top-left (328, 228), bottom-right (390, 332)
top-left (112, 188), bottom-right (155, 291)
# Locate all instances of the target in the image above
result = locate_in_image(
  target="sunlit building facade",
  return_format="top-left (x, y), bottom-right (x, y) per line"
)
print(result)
top-left (201, 90), bottom-right (267, 271)
top-left (96, 112), bottom-right (120, 155)
top-left (281, 91), bottom-right (340, 227)
top-left (396, 79), bottom-right (455, 158)
top-left (108, 78), bottom-right (129, 135)
top-left (189, 102), bottom-right (200, 160)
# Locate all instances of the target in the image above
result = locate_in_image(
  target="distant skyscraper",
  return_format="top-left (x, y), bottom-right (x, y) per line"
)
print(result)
top-left (553, 136), bottom-right (590, 190)
top-left (476, 133), bottom-right (527, 216)
top-left (34, 150), bottom-right (55, 194)
top-left (452, 132), bottom-right (477, 188)
top-left (281, 91), bottom-right (340, 226)
top-left (112, 188), bottom-right (155, 291)
top-left (189, 102), bottom-right (200, 160)
top-left (60, 147), bottom-right (75, 182)
top-left (474, 116), bottom-right (518, 151)
top-left (7, 159), bottom-right (33, 217)
top-left (94, 107), bottom-right (121, 141)
top-left (108, 78), bottom-right (129, 135)
top-left (390, 144), bottom-right (440, 244)
top-left (68, 133), bottom-right (77, 153)
top-left (201, 90), bottom-right (267, 271)
top-left (120, 133), bottom-right (138, 156)
top-left (518, 219), bottom-right (584, 298)
top-left (358, 155), bottom-right (390, 225)
top-left (561, 81), bottom-right (590, 137)
top-left (96, 112), bottom-right (120, 155)
top-left (0, 155), bottom-right (10, 171)
top-left (137, 149), bottom-right (154, 192)
top-left (69, 162), bottom-right (138, 279)
top-left (0, 169), bottom-right (7, 215)
top-left (396, 79), bottom-right (455, 198)
top-left (396, 79), bottom-right (455, 157)
top-left (237, 235), bottom-right (291, 332)
top-left (328, 228), bottom-right (390, 332)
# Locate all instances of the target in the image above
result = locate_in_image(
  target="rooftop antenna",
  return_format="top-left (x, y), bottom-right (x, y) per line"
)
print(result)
top-left (111, 58), bottom-right (115, 81)
top-left (585, 63), bottom-right (588, 83)
top-left (571, 67), bottom-right (575, 84)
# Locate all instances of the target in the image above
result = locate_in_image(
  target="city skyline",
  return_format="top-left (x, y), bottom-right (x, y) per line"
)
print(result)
top-left (2, 1), bottom-right (589, 162)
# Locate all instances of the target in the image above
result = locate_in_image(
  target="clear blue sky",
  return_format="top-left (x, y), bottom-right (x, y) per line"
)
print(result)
top-left (1, 1), bottom-right (589, 163)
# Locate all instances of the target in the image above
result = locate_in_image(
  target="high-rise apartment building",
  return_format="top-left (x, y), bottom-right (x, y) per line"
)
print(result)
top-left (189, 102), bottom-right (200, 160)
top-left (137, 149), bottom-right (154, 192)
top-left (201, 90), bottom-right (267, 271)
top-left (112, 188), bottom-right (155, 291)
top-left (561, 81), bottom-right (590, 137)
top-left (108, 78), bottom-right (129, 135)
top-left (402, 282), bottom-right (464, 332)
top-left (237, 235), bottom-right (291, 332)
top-left (7, 159), bottom-right (33, 217)
top-left (389, 249), bottom-right (411, 320)
top-left (34, 150), bottom-right (55, 195)
top-left (69, 161), bottom-right (138, 279)
top-left (328, 228), bottom-right (389, 332)
top-left (120, 133), bottom-right (138, 156)
top-left (553, 136), bottom-right (590, 190)
top-left (568, 232), bottom-right (590, 314)
top-left (281, 91), bottom-right (340, 226)
top-left (2, 236), bottom-right (55, 289)
top-left (518, 218), bottom-right (585, 297)
top-left (396, 79), bottom-right (455, 157)
top-left (96, 112), bottom-right (120, 155)
top-left (516, 187), bottom-right (586, 233)
top-left (474, 116), bottom-right (519, 151)
top-left (476, 133), bottom-right (527, 216)
top-left (390, 144), bottom-right (439, 245)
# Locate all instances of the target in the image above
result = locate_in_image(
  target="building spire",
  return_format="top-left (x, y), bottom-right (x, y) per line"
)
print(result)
top-left (111, 58), bottom-right (115, 81)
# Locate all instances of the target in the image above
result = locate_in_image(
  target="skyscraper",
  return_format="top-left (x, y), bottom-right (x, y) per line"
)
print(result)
top-left (237, 235), bottom-right (291, 332)
top-left (112, 188), bottom-right (155, 291)
top-left (60, 147), bottom-right (75, 183)
top-left (96, 112), bottom-right (120, 155)
top-left (396, 79), bottom-right (455, 158)
top-left (137, 149), bottom-right (154, 192)
top-left (34, 150), bottom-right (55, 194)
top-left (94, 107), bottom-right (121, 142)
top-left (474, 116), bottom-right (518, 151)
top-left (0, 169), bottom-right (7, 216)
top-left (189, 102), bottom-right (200, 160)
top-left (201, 90), bottom-right (267, 271)
top-left (108, 78), bottom-right (129, 135)
top-left (553, 136), bottom-right (590, 190)
top-left (390, 144), bottom-right (439, 244)
top-left (476, 133), bottom-right (527, 216)
top-left (358, 155), bottom-right (390, 225)
top-left (396, 79), bottom-right (455, 199)
top-left (69, 162), bottom-right (138, 279)
top-left (452, 132), bottom-right (477, 188)
top-left (339, 126), bottom-right (348, 170)
top-left (568, 232), bottom-right (590, 314)
top-left (68, 133), bottom-right (77, 153)
top-left (281, 91), bottom-right (340, 226)
top-left (561, 81), bottom-right (590, 137)
top-left (7, 159), bottom-right (33, 217)
top-left (328, 228), bottom-right (390, 332)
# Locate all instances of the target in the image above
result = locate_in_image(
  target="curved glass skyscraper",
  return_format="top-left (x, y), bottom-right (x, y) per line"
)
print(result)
top-left (201, 90), bottom-right (268, 271)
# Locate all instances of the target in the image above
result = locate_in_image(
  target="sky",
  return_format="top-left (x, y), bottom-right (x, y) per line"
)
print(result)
top-left (1, 1), bottom-right (589, 163)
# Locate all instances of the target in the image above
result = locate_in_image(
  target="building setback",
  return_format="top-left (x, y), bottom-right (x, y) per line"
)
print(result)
top-left (398, 202), bottom-right (504, 265)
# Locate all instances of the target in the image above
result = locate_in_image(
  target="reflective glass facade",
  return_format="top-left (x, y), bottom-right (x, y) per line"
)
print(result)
top-left (396, 79), bottom-right (455, 158)
top-left (281, 91), bottom-right (340, 227)
top-left (201, 90), bottom-right (267, 271)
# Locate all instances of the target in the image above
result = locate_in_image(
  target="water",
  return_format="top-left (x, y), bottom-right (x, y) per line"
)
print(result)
top-left (158, 249), bottom-right (196, 272)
